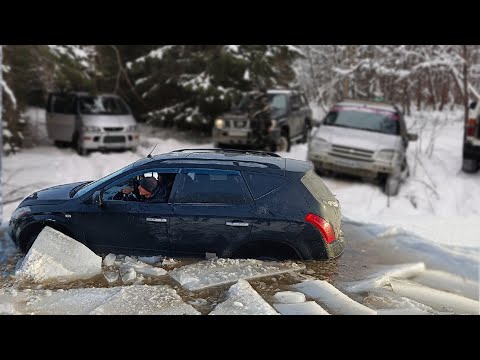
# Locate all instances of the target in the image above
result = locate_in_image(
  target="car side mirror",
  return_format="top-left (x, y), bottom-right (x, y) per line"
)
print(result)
top-left (93, 189), bottom-right (105, 207)
top-left (407, 133), bottom-right (418, 142)
top-left (291, 104), bottom-right (300, 111)
top-left (470, 101), bottom-right (478, 110)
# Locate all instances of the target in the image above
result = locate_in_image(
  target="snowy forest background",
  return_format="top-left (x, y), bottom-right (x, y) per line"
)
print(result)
top-left (2, 45), bottom-right (480, 149)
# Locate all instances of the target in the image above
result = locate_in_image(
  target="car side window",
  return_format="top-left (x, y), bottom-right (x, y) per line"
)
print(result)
top-left (51, 95), bottom-right (76, 115)
top-left (102, 170), bottom-right (178, 203)
top-left (175, 170), bottom-right (251, 205)
top-left (243, 172), bottom-right (289, 200)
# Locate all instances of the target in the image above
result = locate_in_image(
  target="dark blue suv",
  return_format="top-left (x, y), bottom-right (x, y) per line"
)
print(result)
top-left (9, 149), bottom-right (344, 260)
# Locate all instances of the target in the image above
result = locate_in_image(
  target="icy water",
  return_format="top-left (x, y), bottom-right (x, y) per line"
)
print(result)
top-left (1, 222), bottom-right (478, 315)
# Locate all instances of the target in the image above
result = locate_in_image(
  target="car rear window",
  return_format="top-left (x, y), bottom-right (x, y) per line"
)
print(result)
top-left (243, 172), bottom-right (289, 200)
top-left (301, 171), bottom-right (337, 203)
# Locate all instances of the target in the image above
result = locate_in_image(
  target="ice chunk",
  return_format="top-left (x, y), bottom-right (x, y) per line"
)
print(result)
top-left (169, 258), bottom-right (305, 291)
top-left (390, 279), bottom-right (480, 315)
top-left (342, 263), bottom-right (426, 293)
top-left (363, 287), bottom-right (436, 314)
top-left (103, 254), bottom-right (116, 267)
top-left (291, 280), bottom-right (377, 315)
top-left (412, 270), bottom-right (479, 301)
top-left (209, 280), bottom-right (278, 315)
top-left (15, 227), bottom-right (102, 284)
top-left (137, 256), bottom-right (162, 265)
top-left (273, 291), bottom-right (306, 304)
top-left (121, 267), bottom-right (136, 284)
top-left (162, 258), bottom-right (178, 266)
top-left (13, 285), bottom-right (200, 315)
top-left (90, 285), bottom-right (200, 315)
top-left (274, 302), bottom-right (329, 315)
top-left (104, 271), bottom-right (119, 284)
top-left (134, 266), bottom-right (167, 277)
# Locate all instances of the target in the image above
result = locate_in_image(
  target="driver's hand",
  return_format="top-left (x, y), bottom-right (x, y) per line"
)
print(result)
top-left (122, 186), bottom-right (134, 194)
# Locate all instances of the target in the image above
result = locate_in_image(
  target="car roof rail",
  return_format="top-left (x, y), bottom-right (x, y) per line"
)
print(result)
top-left (170, 148), bottom-right (282, 158)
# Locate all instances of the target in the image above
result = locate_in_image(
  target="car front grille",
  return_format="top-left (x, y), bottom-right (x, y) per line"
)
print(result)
top-left (104, 127), bottom-right (124, 132)
top-left (329, 145), bottom-right (374, 162)
top-left (104, 136), bottom-right (126, 143)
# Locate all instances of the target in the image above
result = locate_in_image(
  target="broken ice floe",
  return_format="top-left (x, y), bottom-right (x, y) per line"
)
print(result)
top-left (273, 302), bottom-right (329, 315)
top-left (169, 258), bottom-right (305, 291)
top-left (341, 262), bottom-right (426, 293)
top-left (390, 279), bottom-right (480, 315)
top-left (15, 227), bottom-right (102, 284)
top-left (209, 280), bottom-right (278, 315)
top-left (291, 280), bottom-right (377, 315)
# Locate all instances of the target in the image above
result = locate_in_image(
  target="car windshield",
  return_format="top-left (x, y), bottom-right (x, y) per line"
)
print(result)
top-left (234, 93), bottom-right (288, 116)
top-left (79, 96), bottom-right (130, 115)
top-left (73, 163), bottom-right (133, 198)
top-left (324, 106), bottom-right (400, 135)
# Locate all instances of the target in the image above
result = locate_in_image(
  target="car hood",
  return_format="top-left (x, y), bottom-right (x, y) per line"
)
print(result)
top-left (19, 181), bottom-right (88, 206)
top-left (313, 125), bottom-right (401, 152)
top-left (81, 115), bottom-right (136, 128)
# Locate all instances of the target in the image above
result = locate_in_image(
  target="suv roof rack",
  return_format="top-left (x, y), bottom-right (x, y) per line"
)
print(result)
top-left (170, 148), bottom-right (282, 158)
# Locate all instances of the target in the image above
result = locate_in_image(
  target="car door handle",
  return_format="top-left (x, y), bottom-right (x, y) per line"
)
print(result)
top-left (146, 218), bottom-right (168, 223)
top-left (226, 222), bottom-right (249, 227)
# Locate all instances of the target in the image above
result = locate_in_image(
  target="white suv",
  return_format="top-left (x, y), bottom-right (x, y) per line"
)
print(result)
top-left (308, 100), bottom-right (417, 196)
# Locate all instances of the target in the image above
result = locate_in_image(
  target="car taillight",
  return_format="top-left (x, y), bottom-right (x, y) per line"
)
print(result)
top-left (305, 213), bottom-right (336, 244)
top-left (467, 118), bottom-right (478, 137)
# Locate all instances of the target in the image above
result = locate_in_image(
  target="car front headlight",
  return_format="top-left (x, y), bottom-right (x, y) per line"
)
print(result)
top-left (11, 206), bottom-right (31, 221)
top-left (215, 119), bottom-right (225, 129)
top-left (127, 125), bottom-right (138, 132)
top-left (310, 137), bottom-right (330, 151)
top-left (83, 126), bottom-right (102, 133)
top-left (376, 150), bottom-right (397, 162)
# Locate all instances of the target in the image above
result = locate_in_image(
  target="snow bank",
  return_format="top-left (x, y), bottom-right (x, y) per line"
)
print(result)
top-left (291, 280), bottom-right (377, 315)
top-left (209, 280), bottom-right (278, 315)
top-left (169, 258), bottom-right (305, 291)
top-left (15, 227), bottom-right (102, 284)
top-left (273, 302), bottom-right (329, 315)
top-left (342, 263), bottom-right (426, 293)
top-left (390, 279), bottom-right (480, 315)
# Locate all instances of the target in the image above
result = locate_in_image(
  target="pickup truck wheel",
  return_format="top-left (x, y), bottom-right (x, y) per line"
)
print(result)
top-left (462, 158), bottom-right (479, 173)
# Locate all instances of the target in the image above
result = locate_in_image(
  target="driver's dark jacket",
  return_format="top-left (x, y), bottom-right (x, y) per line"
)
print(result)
top-left (114, 184), bottom-right (169, 203)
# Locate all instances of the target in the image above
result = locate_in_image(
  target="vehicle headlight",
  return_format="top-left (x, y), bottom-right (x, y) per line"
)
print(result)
top-left (310, 137), bottom-right (330, 151)
top-left (127, 125), bottom-right (138, 132)
top-left (215, 119), bottom-right (225, 129)
top-left (376, 150), bottom-right (397, 162)
top-left (11, 206), bottom-right (31, 221)
top-left (83, 126), bottom-right (102, 133)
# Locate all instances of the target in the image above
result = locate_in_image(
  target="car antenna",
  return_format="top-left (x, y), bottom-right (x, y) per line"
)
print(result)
top-left (147, 144), bottom-right (158, 158)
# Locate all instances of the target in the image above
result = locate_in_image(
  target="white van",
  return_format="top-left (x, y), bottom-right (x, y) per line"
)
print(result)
top-left (46, 92), bottom-right (139, 155)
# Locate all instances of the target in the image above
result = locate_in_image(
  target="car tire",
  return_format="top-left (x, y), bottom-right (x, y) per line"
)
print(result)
top-left (384, 175), bottom-right (401, 197)
top-left (73, 133), bottom-right (88, 156)
top-left (20, 230), bottom-right (41, 253)
top-left (271, 135), bottom-right (290, 153)
top-left (301, 122), bottom-right (310, 144)
top-left (462, 158), bottom-right (479, 173)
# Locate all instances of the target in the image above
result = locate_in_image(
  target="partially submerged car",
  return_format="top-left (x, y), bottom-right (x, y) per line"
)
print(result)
top-left (308, 100), bottom-right (417, 196)
top-left (9, 149), bottom-right (344, 261)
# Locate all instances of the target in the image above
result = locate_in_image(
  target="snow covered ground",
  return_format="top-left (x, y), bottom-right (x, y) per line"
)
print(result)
top-left (1, 107), bottom-right (479, 315)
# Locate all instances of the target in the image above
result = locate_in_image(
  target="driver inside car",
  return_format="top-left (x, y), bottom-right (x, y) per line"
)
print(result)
top-left (114, 176), bottom-right (169, 202)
